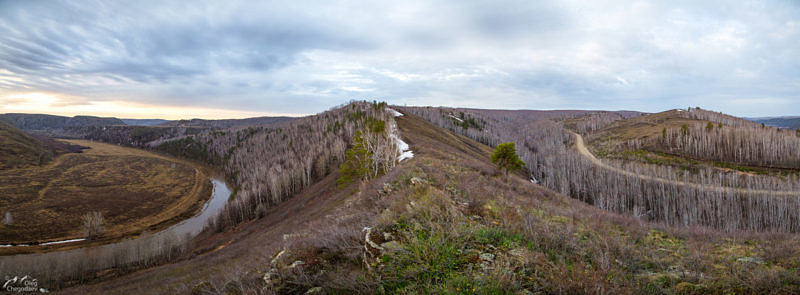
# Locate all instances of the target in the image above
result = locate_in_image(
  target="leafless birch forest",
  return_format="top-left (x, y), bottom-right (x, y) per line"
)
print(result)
top-left (400, 106), bottom-right (800, 232)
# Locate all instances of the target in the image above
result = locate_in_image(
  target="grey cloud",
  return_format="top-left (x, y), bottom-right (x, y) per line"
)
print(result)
top-left (0, 0), bottom-right (799, 116)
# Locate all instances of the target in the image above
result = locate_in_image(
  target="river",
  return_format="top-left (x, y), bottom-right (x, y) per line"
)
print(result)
top-left (0, 173), bottom-right (231, 251)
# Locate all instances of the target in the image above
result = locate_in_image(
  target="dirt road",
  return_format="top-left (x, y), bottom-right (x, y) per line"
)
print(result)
top-left (570, 132), bottom-right (798, 196)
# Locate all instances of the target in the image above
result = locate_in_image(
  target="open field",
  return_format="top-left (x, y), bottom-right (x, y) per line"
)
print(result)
top-left (0, 139), bottom-right (211, 252)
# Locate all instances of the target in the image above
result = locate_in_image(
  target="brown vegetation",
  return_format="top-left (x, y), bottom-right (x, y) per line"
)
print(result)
top-left (0, 140), bottom-right (210, 248)
top-left (0, 120), bottom-right (83, 169)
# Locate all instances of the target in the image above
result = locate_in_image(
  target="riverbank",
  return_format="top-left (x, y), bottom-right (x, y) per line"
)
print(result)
top-left (0, 139), bottom-right (215, 255)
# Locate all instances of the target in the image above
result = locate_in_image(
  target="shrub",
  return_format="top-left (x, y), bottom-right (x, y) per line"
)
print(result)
top-left (255, 203), bottom-right (267, 219)
top-left (337, 131), bottom-right (371, 188)
top-left (490, 142), bottom-right (525, 176)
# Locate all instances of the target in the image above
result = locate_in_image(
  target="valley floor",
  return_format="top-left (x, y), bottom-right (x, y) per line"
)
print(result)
top-left (0, 140), bottom-right (211, 254)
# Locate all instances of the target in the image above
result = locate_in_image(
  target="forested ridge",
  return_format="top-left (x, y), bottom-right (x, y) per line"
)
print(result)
top-left (151, 101), bottom-right (402, 230)
top-left (402, 106), bottom-right (800, 232)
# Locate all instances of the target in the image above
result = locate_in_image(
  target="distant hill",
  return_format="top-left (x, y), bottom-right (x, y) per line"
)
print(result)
top-left (0, 113), bottom-right (125, 131)
top-left (156, 116), bottom-right (296, 128)
top-left (748, 116), bottom-right (800, 130)
top-left (585, 108), bottom-right (758, 143)
top-left (0, 121), bottom-right (84, 169)
top-left (120, 118), bottom-right (169, 126)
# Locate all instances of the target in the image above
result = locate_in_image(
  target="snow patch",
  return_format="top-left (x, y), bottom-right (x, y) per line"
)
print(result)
top-left (386, 109), bottom-right (414, 162)
top-left (387, 108), bottom-right (403, 117)
top-left (393, 133), bottom-right (414, 161)
top-left (0, 238), bottom-right (85, 248)
top-left (40, 238), bottom-right (86, 246)
top-left (0, 243), bottom-right (28, 247)
top-left (449, 114), bottom-right (464, 123)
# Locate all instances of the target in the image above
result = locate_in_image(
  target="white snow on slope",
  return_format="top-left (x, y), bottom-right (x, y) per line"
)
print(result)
top-left (1, 238), bottom-right (86, 248)
top-left (388, 108), bottom-right (414, 161)
top-left (396, 136), bottom-right (414, 161)
top-left (387, 108), bottom-right (403, 117)
top-left (449, 114), bottom-right (464, 123)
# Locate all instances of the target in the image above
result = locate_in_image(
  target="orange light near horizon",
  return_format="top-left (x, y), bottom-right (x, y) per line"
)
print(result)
top-left (0, 92), bottom-right (297, 120)
top-left (1, 92), bottom-right (61, 110)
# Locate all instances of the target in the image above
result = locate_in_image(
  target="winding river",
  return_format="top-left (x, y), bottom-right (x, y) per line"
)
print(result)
top-left (0, 173), bottom-right (231, 253)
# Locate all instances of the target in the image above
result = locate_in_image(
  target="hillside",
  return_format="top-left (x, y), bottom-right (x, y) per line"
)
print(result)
top-left (0, 121), bottom-right (56, 169)
top-left (0, 121), bottom-right (84, 169)
top-left (582, 108), bottom-right (800, 170)
top-left (120, 118), bottom-right (169, 126)
top-left (55, 108), bottom-right (800, 294)
top-left (583, 109), bottom-right (701, 144)
top-left (750, 116), bottom-right (800, 130)
top-left (0, 113), bottom-right (125, 131)
top-left (156, 116), bottom-right (296, 129)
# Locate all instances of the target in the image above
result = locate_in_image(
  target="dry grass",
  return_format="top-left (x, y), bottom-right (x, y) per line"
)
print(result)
top-left (0, 140), bottom-right (211, 252)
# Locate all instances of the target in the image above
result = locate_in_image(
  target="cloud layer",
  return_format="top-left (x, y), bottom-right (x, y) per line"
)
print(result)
top-left (1, 0), bottom-right (799, 118)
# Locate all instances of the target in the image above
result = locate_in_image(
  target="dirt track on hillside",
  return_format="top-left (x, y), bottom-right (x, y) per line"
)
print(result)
top-left (570, 132), bottom-right (798, 196)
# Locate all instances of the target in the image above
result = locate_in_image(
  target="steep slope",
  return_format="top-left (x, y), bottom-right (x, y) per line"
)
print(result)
top-left (584, 109), bottom-right (702, 144)
top-left (750, 116), bottom-right (800, 130)
top-left (0, 113), bottom-right (125, 131)
top-left (0, 121), bottom-right (80, 169)
top-left (585, 108), bottom-right (800, 170)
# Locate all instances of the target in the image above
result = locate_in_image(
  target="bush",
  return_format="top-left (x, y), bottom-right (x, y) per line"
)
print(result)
top-left (490, 142), bottom-right (524, 176)
top-left (337, 131), bottom-right (371, 188)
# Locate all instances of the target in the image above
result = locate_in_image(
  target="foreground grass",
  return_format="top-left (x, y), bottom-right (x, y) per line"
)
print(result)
top-left (0, 139), bottom-right (210, 249)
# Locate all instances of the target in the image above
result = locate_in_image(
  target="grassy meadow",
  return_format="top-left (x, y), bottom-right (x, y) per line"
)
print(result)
top-left (0, 139), bottom-right (211, 251)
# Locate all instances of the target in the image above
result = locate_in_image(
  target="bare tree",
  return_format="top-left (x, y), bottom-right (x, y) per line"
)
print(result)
top-left (402, 105), bottom-right (800, 232)
top-left (82, 211), bottom-right (105, 240)
top-left (659, 121), bottom-right (800, 168)
top-left (175, 101), bottom-right (401, 231)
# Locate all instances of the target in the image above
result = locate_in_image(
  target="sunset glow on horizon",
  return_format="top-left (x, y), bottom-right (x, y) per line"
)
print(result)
top-left (0, 92), bottom-right (299, 120)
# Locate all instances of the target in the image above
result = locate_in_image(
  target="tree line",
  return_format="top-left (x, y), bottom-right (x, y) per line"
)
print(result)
top-left (658, 121), bottom-right (800, 168)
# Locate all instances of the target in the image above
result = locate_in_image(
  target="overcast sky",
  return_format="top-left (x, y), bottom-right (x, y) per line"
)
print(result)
top-left (1, 0), bottom-right (798, 119)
